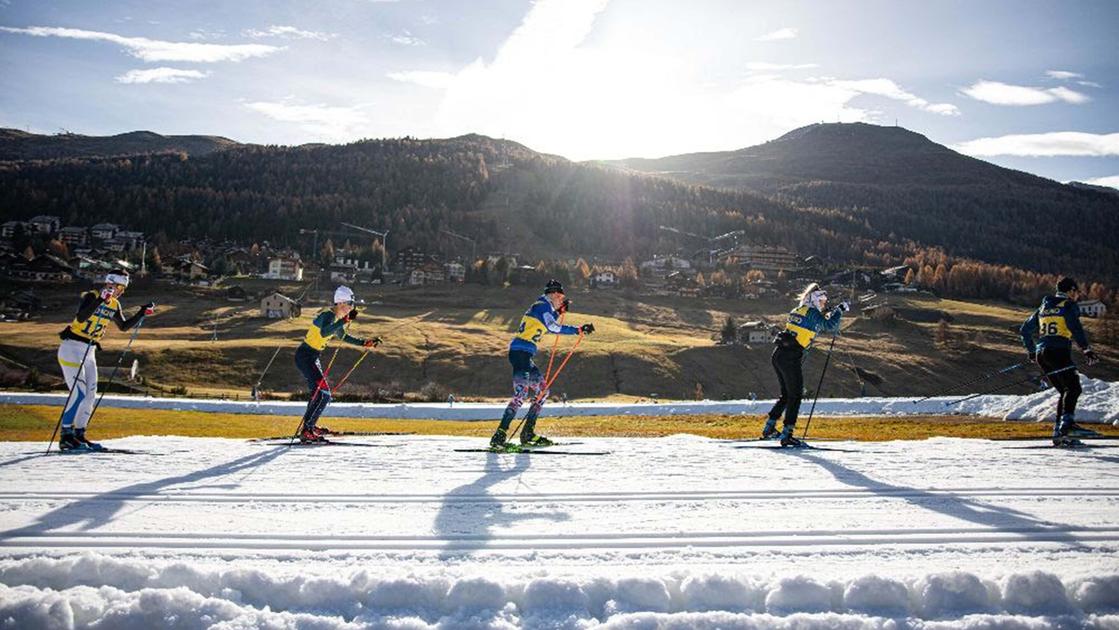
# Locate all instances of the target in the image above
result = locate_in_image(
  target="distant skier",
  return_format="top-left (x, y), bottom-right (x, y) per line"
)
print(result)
top-left (56, 269), bottom-right (153, 451)
top-left (295, 286), bottom-right (380, 443)
top-left (761, 282), bottom-right (849, 447)
top-left (1020, 277), bottom-right (1100, 445)
top-left (489, 279), bottom-right (594, 449)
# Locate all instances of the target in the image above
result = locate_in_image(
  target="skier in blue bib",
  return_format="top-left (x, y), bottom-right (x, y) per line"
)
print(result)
top-left (1020, 277), bottom-right (1100, 445)
top-left (490, 280), bottom-right (594, 448)
top-left (761, 282), bottom-right (849, 447)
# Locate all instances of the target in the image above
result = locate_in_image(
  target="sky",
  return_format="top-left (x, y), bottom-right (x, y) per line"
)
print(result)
top-left (1, 0), bottom-right (1117, 186)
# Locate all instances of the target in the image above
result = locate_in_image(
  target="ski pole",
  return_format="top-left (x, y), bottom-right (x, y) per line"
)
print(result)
top-left (85, 314), bottom-right (147, 429)
top-left (253, 345), bottom-right (284, 394)
top-left (542, 310), bottom-right (567, 385)
top-left (288, 354), bottom-right (338, 446)
top-left (944, 365), bottom-right (1076, 406)
top-left (913, 362), bottom-right (1024, 404)
top-left (45, 336), bottom-right (98, 454)
top-left (510, 332), bottom-right (585, 439)
top-left (801, 330), bottom-right (838, 440)
top-left (333, 350), bottom-right (370, 391)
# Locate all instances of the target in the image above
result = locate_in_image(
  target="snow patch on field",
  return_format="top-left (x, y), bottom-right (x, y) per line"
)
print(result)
top-left (3, 375), bottom-right (1118, 423)
top-left (2, 555), bottom-right (1118, 628)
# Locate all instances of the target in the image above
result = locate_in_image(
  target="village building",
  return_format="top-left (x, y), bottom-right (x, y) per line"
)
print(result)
top-left (6, 254), bottom-right (73, 283)
top-left (260, 292), bottom-right (301, 319)
top-left (29, 215), bottom-right (61, 234)
top-left (59, 226), bottom-right (89, 247)
top-left (737, 321), bottom-right (771, 344)
top-left (266, 255), bottom-right (304, 281)
top-left (1079, 299), bottom-right (1108, 318)
top-left (591, 269), bottom-right (618, 288)
top-left (90, 223), bottom-right (119, 241)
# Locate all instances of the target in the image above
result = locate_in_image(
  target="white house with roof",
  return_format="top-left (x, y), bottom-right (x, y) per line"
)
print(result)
top-left (1079, 300), bottom-right (1107, 318)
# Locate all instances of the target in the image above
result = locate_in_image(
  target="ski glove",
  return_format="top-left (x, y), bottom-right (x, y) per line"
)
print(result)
top-left (140, 302), bottom-right (155, 316)
top-left (836, 301), bottom-right (851, 312)
top-left (559, 298), bottom-right (571, 314)
top-left (363, 336), bottom-right (382, 349)
top-left (99, 287), bottom-right (115, 301)
top-left (1084, 349), bottom-right (1099, 366)
top-left (580, 323), bottom-right (595, 335)
top-left (346, 309), bottom-right (359, 322)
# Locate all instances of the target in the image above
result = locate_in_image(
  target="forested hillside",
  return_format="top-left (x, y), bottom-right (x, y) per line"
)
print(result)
top-left (0, 128), bottom-right (240, 161)
top-left (1, 126), bottom-right (1117, 297)
top-left (607, 123), bottom-right (1119, 285)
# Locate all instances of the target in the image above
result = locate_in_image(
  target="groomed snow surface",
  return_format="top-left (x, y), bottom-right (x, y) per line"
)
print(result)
top-left (1, 433), bottom-right (1118, 629)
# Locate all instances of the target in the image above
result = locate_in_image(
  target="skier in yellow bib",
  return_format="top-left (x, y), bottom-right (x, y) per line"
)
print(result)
top-left (56, 270), bottom-right (153, 450)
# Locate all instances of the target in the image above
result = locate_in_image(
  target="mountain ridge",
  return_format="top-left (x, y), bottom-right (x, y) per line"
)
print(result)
top-left (0, 128), bottom-right (242, 161)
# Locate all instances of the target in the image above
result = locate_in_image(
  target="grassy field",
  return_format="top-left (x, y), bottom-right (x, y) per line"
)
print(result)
top-left (0, 280), bottom-right (1114, 403)
top-left (3, 404), bottom-right (1116, 442)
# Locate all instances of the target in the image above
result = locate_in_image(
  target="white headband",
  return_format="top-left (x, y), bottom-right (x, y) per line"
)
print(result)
top-left (106, 273), bottom-right (129, 287)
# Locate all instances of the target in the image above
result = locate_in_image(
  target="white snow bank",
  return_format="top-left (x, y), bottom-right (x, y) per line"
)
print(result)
top-left (993, 377), bottom-right (1119, 425)
top-left (2, 555), bottom-right (1117, 628)
top-left (3, 376), bottom-right (1117, 423)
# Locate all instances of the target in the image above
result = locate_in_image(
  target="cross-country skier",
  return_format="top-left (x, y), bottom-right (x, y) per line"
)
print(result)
top-left (295, 286), bottom-right (380, 443)
top-left (1020, 277), bottom-right (1100, 445)
top-left (56, 269), bottom-right (153, 451)
top-left (489, 279), bottom-right (594, 449)
top-left (761, 282), bottom-right (849, 447)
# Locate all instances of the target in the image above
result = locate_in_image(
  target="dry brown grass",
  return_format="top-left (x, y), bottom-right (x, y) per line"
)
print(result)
top-left (3, 404), bottom-right (1114, 442)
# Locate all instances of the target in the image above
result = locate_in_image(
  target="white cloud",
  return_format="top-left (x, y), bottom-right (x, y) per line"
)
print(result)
top-left (953, 132), bottom-right (1119, 157)
top-left (828, 78), bottom-right (960, 116)
top-left (1078, 80), bottom-right (1102, 88)
top-left (244, 100), bottom-right (368, 140)
top-left (387, 70), bottom-right (455, 88)
top-left (0, 25), bottom-right (281, 62)
top-left (244, 25), bottom-right (335, 41)
top-left (755, 27), bottom-right (798, 41)
top-left (389, 30), bottom-right (424, 46)
top-left (115, 67), bottom-right (211, 84)
top-left (1045, 70), bottom-right (1082, 80)
top-left (1079, 175), bottom-right (1119, 190)
top-left (961, 80), bottom-right (1090, 106)
top-left (395, 0), bottom-right (963, 159)
top-left (744, 62), bottom-right (818, 71)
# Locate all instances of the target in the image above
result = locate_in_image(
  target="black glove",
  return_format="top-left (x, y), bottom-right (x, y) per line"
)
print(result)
top-left (1084, 349), bottom-right (1099, 366)
top-left (836, 301), bottom-right (851, 312)
top-left (559, 298), bottom-right (571, 314)
top-left (140, 302), bottom-right (155, 316)
top-left (346, 308), bottom-right (359, 322)
top-left (363, 336), bottom-right (382, 349)
top-left (1027, 351), bottom-right (1037, 363)
top-left (580, 323), bottom-right (595, 335)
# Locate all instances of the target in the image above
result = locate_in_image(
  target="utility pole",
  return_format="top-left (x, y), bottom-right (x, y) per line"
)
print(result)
top-left (340, 223), bottom-right (390, 272)
top-left (441, 228), bottom-right (477, 262)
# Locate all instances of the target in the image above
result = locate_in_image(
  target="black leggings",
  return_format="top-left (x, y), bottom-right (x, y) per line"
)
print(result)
top-left (1037, 346), bottom-right (1080, 419)
top-left (768, 343), bottom-right (805, 427)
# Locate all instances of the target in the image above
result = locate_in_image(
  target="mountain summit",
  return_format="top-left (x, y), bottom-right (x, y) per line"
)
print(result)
top-left (607, 122), bottom-right (1053, 190)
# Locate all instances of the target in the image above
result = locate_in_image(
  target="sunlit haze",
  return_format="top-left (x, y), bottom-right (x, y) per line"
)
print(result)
top-left (1, 0), bottom-right (1117, 184)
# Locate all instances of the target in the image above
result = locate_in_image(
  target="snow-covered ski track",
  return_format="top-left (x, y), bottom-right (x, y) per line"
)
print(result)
top-left (1, 434), bottom-right (1117, 629)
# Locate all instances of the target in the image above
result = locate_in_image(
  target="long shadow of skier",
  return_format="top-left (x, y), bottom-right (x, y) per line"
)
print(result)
top-left (787, 450), bottom-right (1087, 546)
top-left (433, 452), bottom-right (569, 560)
top-left (0, 453), bottom-right (49, 469)
top-left (0, 447), bottom-right (287, 541)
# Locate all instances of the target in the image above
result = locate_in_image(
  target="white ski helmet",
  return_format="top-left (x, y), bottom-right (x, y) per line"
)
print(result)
top-left (334, 285), bottom-right (355, 305)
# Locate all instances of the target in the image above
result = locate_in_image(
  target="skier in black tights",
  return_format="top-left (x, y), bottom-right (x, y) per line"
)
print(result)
top-left (1020, 277), bottom-right (1100, 445)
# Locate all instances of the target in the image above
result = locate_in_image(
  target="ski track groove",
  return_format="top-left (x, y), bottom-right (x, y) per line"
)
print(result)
top-left (3, 526), bottom-right (1117, 551)
top-left (1, 486), bottom-right (1115, 504)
